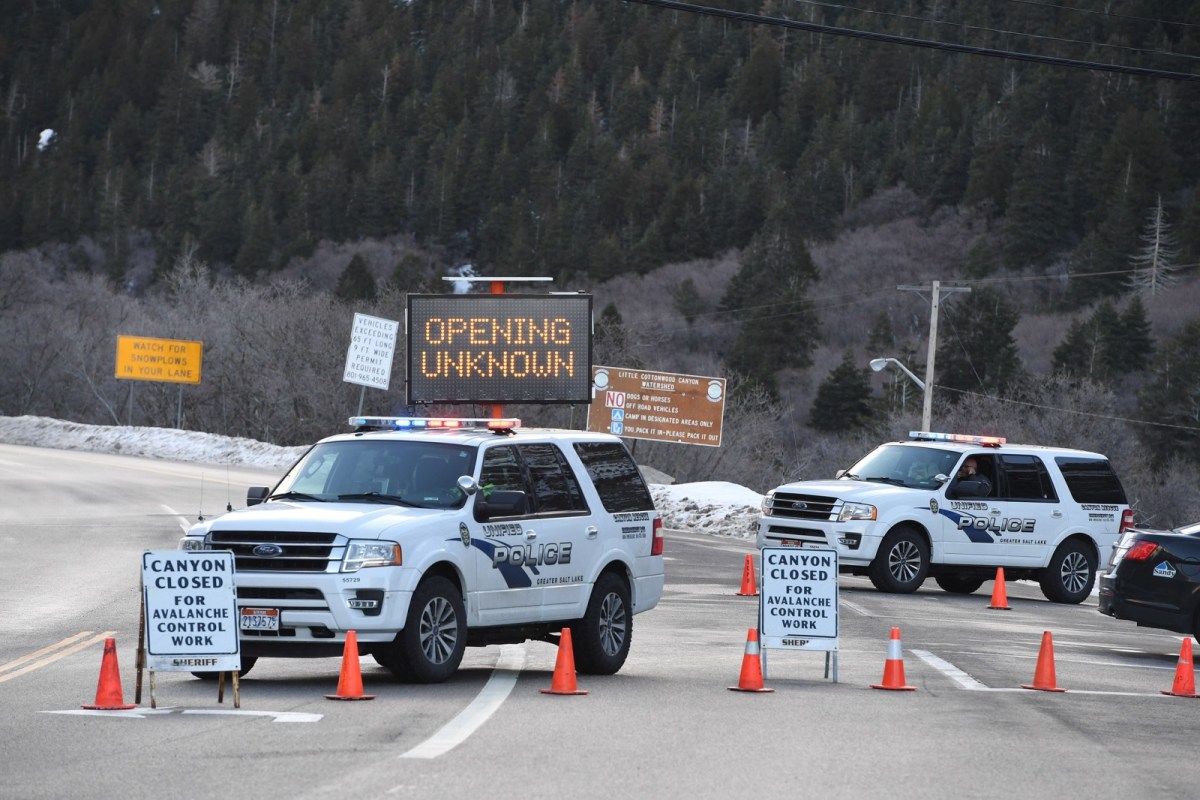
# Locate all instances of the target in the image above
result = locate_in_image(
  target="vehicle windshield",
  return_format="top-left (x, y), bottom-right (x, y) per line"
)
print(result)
top-left (271, 439), bottom-right (478, 509)
top-left (843, 444), bottom-right (961, 490)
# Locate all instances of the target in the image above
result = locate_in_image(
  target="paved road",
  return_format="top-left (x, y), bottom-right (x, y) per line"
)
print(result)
top-left (2, 445), bottom-right (1197, 799)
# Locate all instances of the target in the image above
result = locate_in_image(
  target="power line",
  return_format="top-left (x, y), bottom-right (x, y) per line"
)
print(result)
top-left (790, 0), bottom-right (1200, 64)
top-left (1002, 0), bottom-right (1199, 33)
top-left (938, 385), bottom-right (1200, 434)
top-left (623, 0), bottom-right (1200, 81)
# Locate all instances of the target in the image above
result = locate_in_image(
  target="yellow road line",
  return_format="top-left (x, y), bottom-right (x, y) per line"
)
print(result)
top-left (0, 631), bottom-right (117, 683)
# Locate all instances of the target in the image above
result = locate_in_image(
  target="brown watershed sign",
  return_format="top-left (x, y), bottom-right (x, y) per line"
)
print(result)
top-left (115, 335), bottom-right (203, 385)
top-left (585, 366), bottom-right (726, 446)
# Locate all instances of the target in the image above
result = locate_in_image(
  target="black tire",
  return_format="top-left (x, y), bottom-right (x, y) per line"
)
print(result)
top-left (1040, 538), bottom-right (1096, 604)
top-left (571, 572), bottom-right (632, 675)
top-left (385, 576), bottom-right (466, 683)
top-left (191, 656), bottom-right (257, 680)
top-left (868, 527), bottom-right (929, 593)
top-left (935, 575), bottom-right (985, 595)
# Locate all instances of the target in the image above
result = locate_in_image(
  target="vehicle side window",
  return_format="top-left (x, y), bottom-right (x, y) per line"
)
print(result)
top-left (1054, 457), bottom-right (1128, 504)
top-left (479, 446), bottom-right (526, 493)
top-left (517, 443), bottom-right (588, 514)
top-left (573, 441), bottom-right (654, 513)
top-left (997, 455), bottom-right (1058, 501)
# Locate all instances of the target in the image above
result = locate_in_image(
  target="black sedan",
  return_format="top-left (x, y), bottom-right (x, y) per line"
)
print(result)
top-left (1099, 521), bottom-right (1200, 641)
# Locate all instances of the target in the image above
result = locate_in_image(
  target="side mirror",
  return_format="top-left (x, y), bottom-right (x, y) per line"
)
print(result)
top-left (457, 475), bottom-right (479, 496)
top-left (835, 469), bottom-right (847, 479)
top-left (947, 477), bottom-right (989, 499)
top-left (475, 490), bottom-right (528, 521)
top-left (246, 486), bottom-right (270, 506)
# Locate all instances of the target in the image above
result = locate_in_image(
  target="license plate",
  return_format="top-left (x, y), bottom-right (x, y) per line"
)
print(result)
top-left (240, 608), bottom-right (280, 631)
top-left (779, 539), bottom-right (804, 547)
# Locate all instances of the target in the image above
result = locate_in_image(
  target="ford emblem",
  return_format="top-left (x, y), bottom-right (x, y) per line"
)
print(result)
top-left (253, 544), bottom-right (284, 558)
top-left (791, 501), bottom-right (808, 510)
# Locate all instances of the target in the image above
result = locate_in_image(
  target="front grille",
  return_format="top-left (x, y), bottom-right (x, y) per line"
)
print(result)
top-left (768, 492), bottom-right (837, 521)
top-left (237, 587), bottom-right (325, 601)
top-left (208, 530), bottom-right (341, 573)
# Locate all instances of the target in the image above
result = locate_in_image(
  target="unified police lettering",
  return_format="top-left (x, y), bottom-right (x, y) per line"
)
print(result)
top-left (482, 522), bottom-right (524, 538)
top-left (491, 540), bottom-right (573, 567)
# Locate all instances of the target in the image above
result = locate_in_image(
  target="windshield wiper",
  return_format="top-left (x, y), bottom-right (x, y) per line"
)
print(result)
top-left (267, 491), bottom-right (325, 502)
top-left (864, 476), bottom-right (907, 486)
top-left (337, 492), bottom-right (419, 507)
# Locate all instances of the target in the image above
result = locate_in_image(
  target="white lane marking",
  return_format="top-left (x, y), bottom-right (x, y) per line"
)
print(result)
top-left (0, 631), bottom-right (115, 683)
top-left (184, 709), bottom-right (323, 723)
top-left (398, 644), bottom-right (526, 761)
top-left (160, 504), bottom-right (192, 532)
top-left (911, 649), bottom-right (990, 690)
top-left (45, 708), bottom-right (321, 722)
top-left (840, 599), bottom-right (872, 617)
top-left (911, 648), bottom-right (1182, 697)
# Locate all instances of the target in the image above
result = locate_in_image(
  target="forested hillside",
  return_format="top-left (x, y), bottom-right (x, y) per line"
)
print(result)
top-left (1, 1), bottom-right (1198, 524)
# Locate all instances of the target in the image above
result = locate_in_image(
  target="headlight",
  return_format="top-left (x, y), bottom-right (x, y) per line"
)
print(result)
top-left (343, 541), bottom-right (402, 572)
top-left (838, 502), bottom-right (876, 522)
top-left (761, 491), bottom-right (776, 516)
top-left (179, 537), bottom-right (208, 551)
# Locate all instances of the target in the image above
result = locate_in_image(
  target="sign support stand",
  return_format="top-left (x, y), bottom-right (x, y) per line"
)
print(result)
top-left (139, 550), bottom-right (243, 709)
top-left (758, 547), bottom-right (840, 683)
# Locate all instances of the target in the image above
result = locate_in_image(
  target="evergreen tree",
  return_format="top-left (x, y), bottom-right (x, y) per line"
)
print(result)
top-left (1052, 306), bottom-right (1108, 381)
top-left (935, 287), bottom-right (1022, 400)
top-left (719, 218), bottom-right (819, 399)
top-left (234, 203), bottom-right (276, 277)
top-left (1136, 321), bottom-right (1200, 467)
top-left (594, 302), bottom-right (639, 367)
top-left (809, 353), bottom-right (875, 432)
top-left (335, 254), bottom-right (377, 302)
top-left (1003, 126), bottom-right (1070, 271)
top-left (1108, 295), bottom-right (1155, 376)
top-left (671, 276), bottom-right (703, 325)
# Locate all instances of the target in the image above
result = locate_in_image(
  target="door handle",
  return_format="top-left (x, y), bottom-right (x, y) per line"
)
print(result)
top-left (525, 529), bottom-right (537, 541)
top-left (1051, 510), bottom-right (1063, 519)
top-left (586, 525), bottom-right (599, 539)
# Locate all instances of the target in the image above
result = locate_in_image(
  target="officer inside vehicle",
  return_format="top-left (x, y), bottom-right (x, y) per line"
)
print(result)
top-left (951, 457), bottom-right (993, 497)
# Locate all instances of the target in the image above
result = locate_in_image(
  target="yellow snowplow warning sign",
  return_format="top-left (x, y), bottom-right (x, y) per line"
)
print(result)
top-left (115, 335), bottom-right (203, 385)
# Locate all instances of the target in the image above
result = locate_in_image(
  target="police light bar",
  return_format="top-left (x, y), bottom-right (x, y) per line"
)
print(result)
top-left (349, 416), bottom-right (521, 431)
top-left (909, 431), bottom-right (1006, 446)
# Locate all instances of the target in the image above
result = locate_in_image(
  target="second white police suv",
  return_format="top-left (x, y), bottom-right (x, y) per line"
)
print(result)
top-left (757, 431), bottom-right (1133, 603)
top-left (179, 416), bottom-right (664, 682)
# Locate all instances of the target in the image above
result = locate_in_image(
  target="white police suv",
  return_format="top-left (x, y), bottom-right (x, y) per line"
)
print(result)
top-left (757, 432), bottom-right (1132, 603)
top-left (179, 417), bottom-right (664, 682)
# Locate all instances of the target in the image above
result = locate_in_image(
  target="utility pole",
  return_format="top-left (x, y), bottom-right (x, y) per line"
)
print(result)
top-left (898, 280), bottom-right (971, 432)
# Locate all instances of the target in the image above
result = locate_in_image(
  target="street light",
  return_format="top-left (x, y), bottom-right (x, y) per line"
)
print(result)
top-left (870, 357), bottom-right (930, 431)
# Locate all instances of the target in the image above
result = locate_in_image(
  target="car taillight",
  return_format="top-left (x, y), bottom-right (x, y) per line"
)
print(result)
top-left (651, 517), bottom-right (664, 556)
top-left (1120, 509), bottom-right (1134, 533)
top-left (1123, 540), bottom-right (1158, 561)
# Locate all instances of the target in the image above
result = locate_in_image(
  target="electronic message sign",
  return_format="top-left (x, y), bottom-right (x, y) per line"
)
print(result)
top-left (406, 294), bottom-right (592, 404)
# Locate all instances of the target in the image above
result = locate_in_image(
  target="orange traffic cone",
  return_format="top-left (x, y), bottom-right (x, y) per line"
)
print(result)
top-left (736, 554), bottom-right (758, 596)
top-left (541, 627), bottom-right (588, 695)
top-left (326, 631), bottom-right (376, 700)
top-left (989, 567), bottom-right (1011, 610)
top-left (1021, 630), bottom-right (1066, 692)
top-left (82, 638), bottom-right (136, 710)
top-left (871, 627), bottom-right (917, 691)
top-left (728, 627), bottom-right (773, 692)
top-left (1162, 638), bottom-right (1200, 698)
